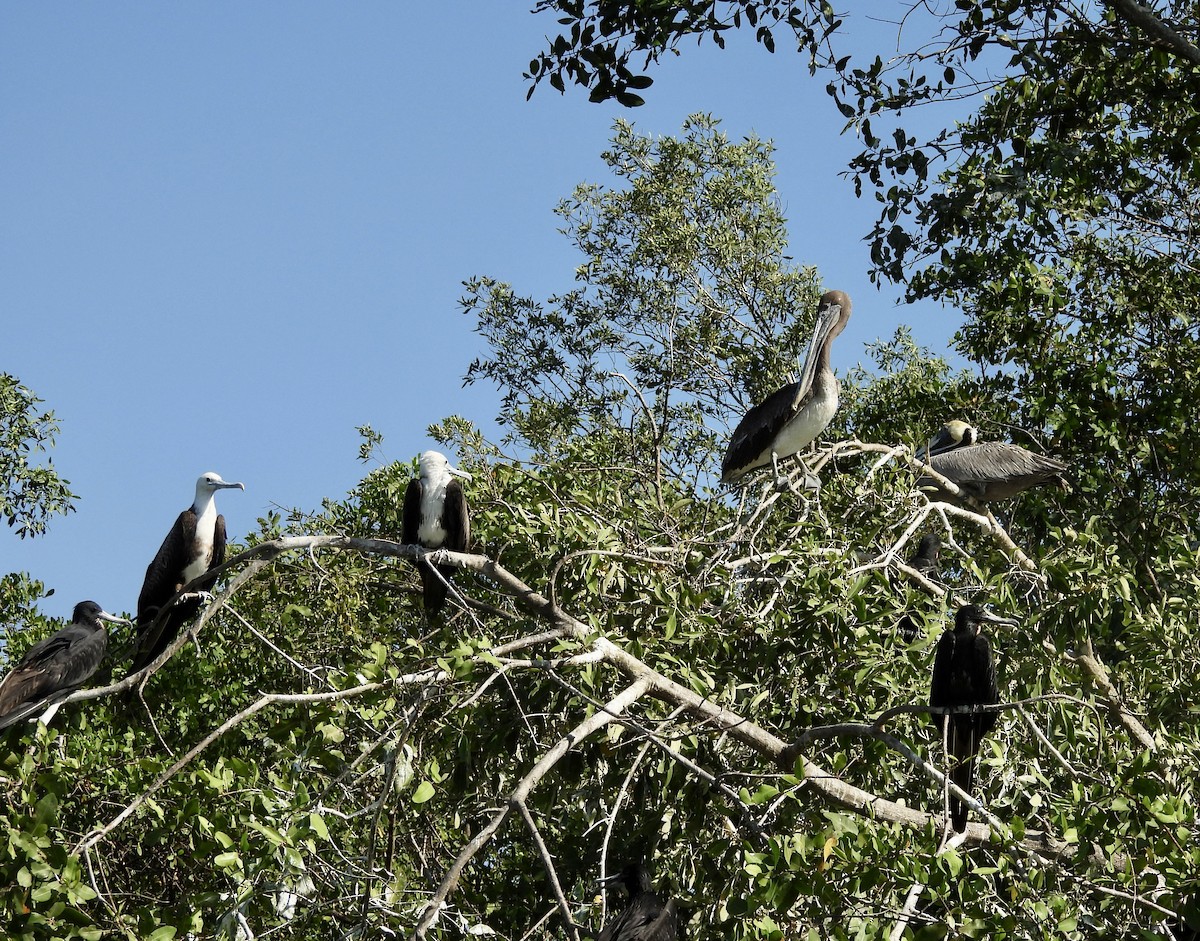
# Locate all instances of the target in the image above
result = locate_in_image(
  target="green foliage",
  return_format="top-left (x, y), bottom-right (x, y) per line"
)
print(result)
top-left (0, 375), bottom-right (76, 540)
top-left (462, 114), bottom-right (822, 488)
top-left (0, 113), bottom-right (1196, 940)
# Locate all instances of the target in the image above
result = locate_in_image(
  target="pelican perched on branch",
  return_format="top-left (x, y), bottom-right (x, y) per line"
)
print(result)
top-left (918, 420), bottom-right (1069, 503)
top-left (721, 290), bottom-right (851, 489)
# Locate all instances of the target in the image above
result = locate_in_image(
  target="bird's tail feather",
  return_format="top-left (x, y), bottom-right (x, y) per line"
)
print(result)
top-left (949, 725), bottom-right (977, 832)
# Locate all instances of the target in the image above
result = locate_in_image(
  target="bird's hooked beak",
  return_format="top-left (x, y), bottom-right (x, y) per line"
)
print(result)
top-left (96, 610), bottom-right (132, 625)
top-left (448, 465), bottom-right (473, 482)
top-left (597, 871), bottom-right (624, 887)
top-left (978, 608), bottom-right (1021, 630)
top-left (217, 481), bottom-right (246, 491)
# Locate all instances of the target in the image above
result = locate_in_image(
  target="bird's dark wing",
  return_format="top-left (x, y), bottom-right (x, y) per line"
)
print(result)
top-left (442, 480), bottom-right (470, 553)
top-left (0, 622), bottom-right (106, 721)
top-left (971, 631), bottom-right (999, 737)
top-left (401, 478), bottom-right (422, 545)
top-left (721, 381), bottom-right (803, 480)
top-left (948, 721), bottom-right (977, 832)
top-left (929, 628), bottom-right (957, 718)
top-left (15, 625), bottom-right (90, 667)
top-left (137, 510), bottom-right (194, 624)
top-left (131, 510), bottom-right (200, 673)
top-left (933, 442), bottom-right (1066, 495)
top-left (647, 898), bottom-right (679, 941)
top-left (0, 688), bottom-right (77, 732)
top-left (603, 890), bottom-right (674, 941)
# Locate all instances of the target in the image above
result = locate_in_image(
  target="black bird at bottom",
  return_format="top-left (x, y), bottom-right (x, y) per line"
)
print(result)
top-left (929, 603), bottom-right (1018, 831)
top-left (0, 601), bottom-right (129, 731)
top-left (596, 862), bottom-right (678, 941)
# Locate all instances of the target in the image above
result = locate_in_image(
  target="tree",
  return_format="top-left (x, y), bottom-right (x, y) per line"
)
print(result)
top-left (0, 119), bottom-right (1196, 940)
top-left (527, 0), bottom-right (1200, 615)
top-left (0, 374), bottom-right (76, 540)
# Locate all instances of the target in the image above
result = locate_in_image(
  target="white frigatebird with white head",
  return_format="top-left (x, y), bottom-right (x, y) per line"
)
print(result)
top-left (402, 451), bottom-right (471, 615)
top-left (129, 471), bottom-right (244, 674)
top-left (721, 289), bottom-right (852, 489)
top-left (918, 420), bottom-right (1070, 503)
top-left (0, 600), bottom-right (129, 731)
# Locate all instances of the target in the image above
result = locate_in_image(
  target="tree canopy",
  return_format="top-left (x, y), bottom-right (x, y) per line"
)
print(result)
top-left (0, 115), bottom-right (1196, 939)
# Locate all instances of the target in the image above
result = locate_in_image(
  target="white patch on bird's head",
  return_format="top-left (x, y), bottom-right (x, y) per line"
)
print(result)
top-left (419, 451), bottom-right (472, 484)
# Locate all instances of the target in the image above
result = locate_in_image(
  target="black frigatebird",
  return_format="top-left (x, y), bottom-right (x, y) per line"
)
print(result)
top-left (929, 603), bottom-right (1018, 831)
top-left (0, 600), bottom-right (129, 730)
top-left (596, 862), bottom-right (678, 941)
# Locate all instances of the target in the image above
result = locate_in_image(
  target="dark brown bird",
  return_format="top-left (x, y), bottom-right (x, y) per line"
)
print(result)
top-left (402, 451), bottom-right (471, 614)
top-left (130, 472), bottom-right (244, 673)
top-left (929, 603), bottom-right (1018, 831)
top-left (596, 862), bottom-right (678, 941)
top-left (909, 533), bottom-right (941, 579)
top-left (918, 421), bottom-right (1069, 503)
top-left (721, 290), bottom-right (851, 489)
top-left (0, 601), bottom-right (128, 730)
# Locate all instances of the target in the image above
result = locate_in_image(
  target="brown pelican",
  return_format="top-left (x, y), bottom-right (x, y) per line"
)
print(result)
top-left (130, 472), bottom-right (244, 673)
top-left (597, 862), bottom-right (678, 941)
top-left (929, 603), bottom-right (1018, 831)
top-left (402, 451), bottom-right (471, 614)
top-left (918, 420), bottom-right (1069, 503)
top-left (721, 290), bottom-right (851, 489)
top-left (0, 601), bottom-right (129, 730)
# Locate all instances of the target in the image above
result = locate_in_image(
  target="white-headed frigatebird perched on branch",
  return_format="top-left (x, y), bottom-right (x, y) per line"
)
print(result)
top-left (129, 472), bottom-right (244, 674)
top-left (929, 603), bottom-right (1019, 831)
top-left (0, 601), bottom-right (129, 730)
top-left (596, 862), bottom-right (678, 941)
top-left (721, 290), bottom-right (851, 490)
top-left (402, 451), bottom-right (471, 615)
top-left (918, 420), bottom-right (1069, 503)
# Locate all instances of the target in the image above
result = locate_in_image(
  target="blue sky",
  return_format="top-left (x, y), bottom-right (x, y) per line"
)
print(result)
top-left (3, 3), bottom-right (958, 623)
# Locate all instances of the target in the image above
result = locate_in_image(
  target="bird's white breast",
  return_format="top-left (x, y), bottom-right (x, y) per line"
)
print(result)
top-left (417, 478), bottom-right (450, 548)
top-left (182, 502), bottom-right (218, 584)
top-left (758, 378), bottom-right (840, 465)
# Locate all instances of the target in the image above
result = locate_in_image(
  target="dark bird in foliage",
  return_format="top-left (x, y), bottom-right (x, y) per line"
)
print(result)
top-left (130, 472), bottom-right (244, 674)
top-left (918, 420), bottom-right (1069, 503)
top-left (596, 862), bottom-right (678, 941)
top-left (721, 290), bottom-right (851, 489)
top-left (909, 533), bottom-right (941, 580)
top-left (929, 603), bottom-right (1018, 831)
top-left (0, 601), bottom-right (129, 730)
top-left (402, 451), bottom-right (471, 614)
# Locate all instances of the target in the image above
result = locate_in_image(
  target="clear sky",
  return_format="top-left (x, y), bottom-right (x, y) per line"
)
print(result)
top-left (2, 2), bottom-right (958, 624)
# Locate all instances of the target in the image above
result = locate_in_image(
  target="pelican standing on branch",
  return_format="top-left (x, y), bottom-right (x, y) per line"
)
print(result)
top-left (721, 290), bottom-right (851, 490)
top-left (130, 472), bottom-right (244, 674)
